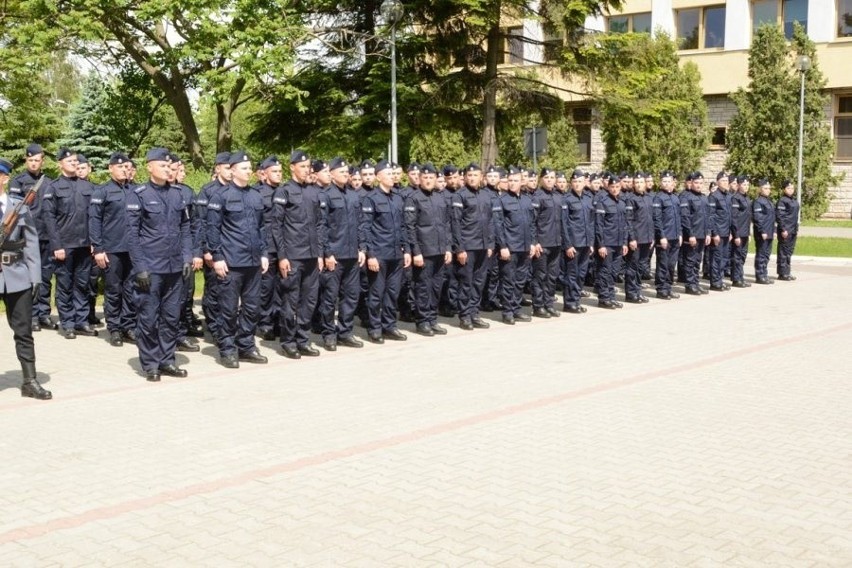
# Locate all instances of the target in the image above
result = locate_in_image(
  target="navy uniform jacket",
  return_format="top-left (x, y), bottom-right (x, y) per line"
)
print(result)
top-left (680, 190), bottom-right (709, 240)
top-left (206, 183), bottom-right (267, 268)
top-left (776, 195), bottom-right (800, 235)
top-left (359, 188), bottom-right (409, 261)
top-left (730, 193), bottom-right (752, 239)
top-left (595, 192), bottom-right (628, 249)
top-left (493, 191), bottom-right (535, 253)
top-left (257, 182), bottom-right (278, 255)
top-left (450, 185), bottom-right (495, 253)
top-left (626, 192), bottom-right (654, 244)
top-left (752, 195), bottom-right (776, 237)
top-left (532, 188), bottom-right (563, 248)
top-left (707, 189), bottom-right (733, 238)
top-left (562, 190), bottom-right (595, 249)
top-left (41, 175), bottom-right (94, 251)
top-left (126, 182), bottom-right (192, 275)
top-left (8, 171), bottom-right (52, 242)
top-left (0, 196), bottom-right (40, 294)
top-left (404, 188), bottom-right (451, 258)
top-left (193, 179), bottom-right (227, 255)
top-left (271, 180), bottom-right (327, 261)
top-left (652, 191), bottom-right (681, 241)
top-left (173, 182), bottom-right (201, 259)
top-left (322, 182), bottom-right (361, 260)
top-left (89, 179), bottom-right (131, 254)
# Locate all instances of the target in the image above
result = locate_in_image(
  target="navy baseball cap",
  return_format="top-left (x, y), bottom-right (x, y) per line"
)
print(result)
top-left (442, 164), bottom-right (458, 175)
top-left (420, 162), bottom-right (437, 175)
top-left (290, 150), bottom-right (309, 164)
top-left (109, 152), bottom-right (129, 165)
top-left (329, 157), bottom-right (348, 170)
top-left (464, 163), bottom-right (481, 173)
top-left (311, 159), bottom-right (328, 172)
top-left (56, 147), bottom-right (74, 161)
top-left (375, 159), bottom-right (392, 173)
top-left (229, 150), bottom-right (251, 165)
top-left (259, 156), bottom-right (280, 170)
top-left (146, 148), bottom-right (171, 162)
top-left (76, 154), bottom-right (89, 165)
top-left (26, 143), bottom-right (44, 157)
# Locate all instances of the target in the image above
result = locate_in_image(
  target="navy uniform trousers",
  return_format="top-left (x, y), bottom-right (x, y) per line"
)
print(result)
top-left (217, 266), bottom-right (261, 356)
top-left (55, 246), bottom-right (93, 330)
top-left (319, 257), bottom-right (360, 340)
top-left (104, 251), bottom-right (136, 333)
top-left (412, 256), bottom-right (446, 327)
top-left (279, 258), bottom-right (319, 349)
top-left (136, 272), bottom-right (183, 373)
top-left (654, 242), bottom-right (681, 295)
top-left (367, 258), bottom-right (403, 334)
top-left (455, 249), bottom-right (489, 321)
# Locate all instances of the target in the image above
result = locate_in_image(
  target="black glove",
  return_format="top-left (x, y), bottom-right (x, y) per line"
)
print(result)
top-left (135, 271), bottom-right (151, 292)
top-left (182, 263), bottom-right (192, 279)
top-left (31, 282), bottom-right (40, 297)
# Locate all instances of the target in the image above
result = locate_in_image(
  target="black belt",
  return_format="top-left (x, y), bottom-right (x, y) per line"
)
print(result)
top-left (1, 239), bottom-right (25, 251)
top-left (0, 251), bottom-right (23, 265)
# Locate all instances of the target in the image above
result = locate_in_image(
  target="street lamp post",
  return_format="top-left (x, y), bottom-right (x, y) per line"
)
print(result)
top-left (381, 0), bottom-right (404, 165)
top-left (796, 55), bottom-right (811, 223)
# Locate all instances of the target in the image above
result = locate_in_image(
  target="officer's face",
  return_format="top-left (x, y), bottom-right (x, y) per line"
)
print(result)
top-left (290, 159), bottom-right (311, 184)
top-left (59, 156), bottom-right (78, 177)
top-left (661, 177), bottom-right (673, 191)
top-left (633, 177), bottom-right (646, 193)
top-left (420, 172), bottom-right (436, 191)
top-left (376, 168), bottom-right (395, 190)
top-left (436, 176), bottom-right (446, 190)
top-left (739, 182), bottom-right (749, 194)
top-left (231, 161), bottom-right (253, 187)
top-left (350, 173), bottom-right (363, 189)
top-left (0, 173), bottom-right (9, 188)
top-left (217, 164), bottom-right (233, 182)
top-left (315, 168), bottom-right (331, 186)
top-left (609, 181), bottom-right (621, 198)
top-left (507, 174), bottom-right (522, 194)
top-left (693, 177), bottom-right (704, 192)
top-left (718, 177), bottom-right (729, 191)
top-left (526, 175), bottom-right (537, 190)
top-left (498, 177), bottom-right (508, 191)
top-left (25, 154), bottom-right (44, 174)
top-left (109, 163), bottom-right (127, 183)
top-left (76, 163), bottom-right (91, 179)
top-left (177, 163), bottom-right (186, 183)
top-left (540, 173), bottom-right (556, 189)
top-left (393, 168), bottom-right (402, 183)
top-left (570, 178), bottom-right (582, 193)
top-left (167, 162), bottom-right (179, 183)
top-left (408, 171), bottom-right (420, 186)
top-left (147, 160), bottom-right (171, 184)
top-left (759, 183), bottom-right (771, 196)
top-left (485, 172), bottom-right (500, 187)
top-left (127, 164), bottom-right (137, 181)
top-left (729, 180), bottom-right (738, 192)
top-left (645, 177), bottom-right (654, 190)
top-left (360, 168), bottom-right (375, 187)
top-left (555, 178), bottom-right (567, 192)
top-left (464, 170), bottom-right (482, 188)
top-left (783, 184), bottom-right (795, 196)
top-left (330, 166), bottom-right (349, 187)
top-left (448, 172), bottom-right (460, 188)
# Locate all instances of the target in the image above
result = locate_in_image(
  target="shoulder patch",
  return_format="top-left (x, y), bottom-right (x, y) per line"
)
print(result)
top-left (625, 206), bottom-right (634, 210)
top-left (126, 203), bottom-right (140, 210)
top-left (90, 197), bottom-right (103, 204)
top-left (561, 204), bottom-right (567, 209)
top-left (652, 203), bottom-right (661, 208)
top-left (452, 202), bottom-right (464, 208)
top-left (595, 209), bottom-right (606, 214)
top-left (43, 192), bottom-right (54, 199)
top-left (531, 203), bottom-right (540, 208)
top-left (362, 206), bottom-right (373, 213)
top-left (194, 198), bottom-right (208, 205)
top-left (273, 197), bottom-right (287, 205)
top-left (404, 206), bottom-right (416, 212)
top-left (207, 202), bottom-right (221, 210)
top-left (319, 201), bottom-right (327, 208)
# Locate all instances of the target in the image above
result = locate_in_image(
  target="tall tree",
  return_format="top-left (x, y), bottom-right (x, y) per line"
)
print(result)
top-left (57, 74), bottom-right (114, 171)
top-left (726, 23), bottom-right (840, 218)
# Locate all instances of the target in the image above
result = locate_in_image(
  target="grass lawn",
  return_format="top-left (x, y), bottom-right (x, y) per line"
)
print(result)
top-left (802, 219), bottom-right (852, 228)
top-left (747, 236), bottom-right (852, 258)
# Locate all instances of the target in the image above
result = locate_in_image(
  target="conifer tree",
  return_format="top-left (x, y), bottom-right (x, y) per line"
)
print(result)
top-left (58, 75), bottom-right (113, 173)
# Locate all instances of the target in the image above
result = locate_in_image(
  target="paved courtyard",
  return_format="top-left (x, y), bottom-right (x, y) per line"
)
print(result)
top-left (1, 258), bottom-right (851, 566)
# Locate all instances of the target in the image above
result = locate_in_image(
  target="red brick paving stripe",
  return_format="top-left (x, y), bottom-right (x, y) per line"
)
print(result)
top-left (1, 321), bottom-right (849, 545)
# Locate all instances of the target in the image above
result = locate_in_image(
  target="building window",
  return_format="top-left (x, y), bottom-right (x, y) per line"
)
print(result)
top-left (543, 32), bottom-right (564, 62)
top-left (711, 127), bottom-right (727, 147)
top-left (677, 6), bottom-right (726, 49)
top-left (837, 95), bottom-right (852, 160)
top-left (572, 107), bottom-right (592, 163)
top-left (505, 26), bottom-right (524, 65)
top-left (607, 12), bottom-right (652, 34)
top-left (838, 0), bottom-right (852, 37)
top-left (752, 0), bottom-right (808, 39)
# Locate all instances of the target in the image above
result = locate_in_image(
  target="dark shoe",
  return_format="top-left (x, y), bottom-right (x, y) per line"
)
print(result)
top-left (563, 304), bottom-right (587, 313)
top-left (367, 333), bottom-right (384, 344)
top-left (514, 313), bottom-right (532, 322)
top-left (398, 311), bottom-right (416, 323)
top-left (177, 338), bottom-right (200, 352)
top-left (109, 330), bottom-right (124, 347)
top-left (88, 315), bottom-right (103, 326)
top-left (612, 301), bottom-right (624, 308)
top-left (281, 345), bottom-right (302, 359)
top-left (322, 338), bottom-right (337, 351)
top-left (710, 284), bottom-right (730, 291)
top-left (699, 287), bottom-right (709, 295)
top-left (685, 287), bottom-right (702, 296)
top-left (459, 319), bottom-right (474, 331)
top-left (438, 308), bottom-right (457, 318)
top-left (777, 274), bottom-right (796, 281)
top-left (732, 280), bottom-right (751, 288)
top-left (122, 329), bottom-right (138, 343)
top-left (598, 300), bottom-right (618, 310)
top-left (532, 308), bottom-right (551, 319)
top-left (625, 296), bottom-right (648, 304)
top-left (239, 350), bottom-right (268, 364)
top-left (187, 326), bottom-right (205, 338)
top-left (580, 290), bottom-right (591, 298)
top-left (75, 325), bottom-right (99, 337)
top-left (21, 379), bottom-right (52, 400)
top-left (338, 335), bottom-right (364, 348)
top-left (158, 364), bottom-right (188, 378)
top-left (61, 328), bottom-right (76, 339)
top-left (221, 353), bottom-right (240, 369)
top-left (430, 324), bottom-right (448, 335)
top-left (297, 345), bottom-right (321, 357)
top-left (261, 329), bottom-right (278, 341)
top-left (471, 318), bottom-right (490, 329)
top-left (415, 324), bottom-right (435, 336)
top-left (39, 317), bottom-right (58, 330)
top-left (520, 298), bottom-right (532, 307)
top-left (383, 329), bottom-right (407, 341)
top-left (655, 292), bottom-right (672, 300)
top-left (31, 319), bottom-right (41, 332)
top-left (545, 306), bottom-right (561, 317)
top-left (755, 278), bottom-right (773, 285)
top-left (501, 315), bottom-right (515, 325)
top-left (146, 371), bottom-right (161, 382)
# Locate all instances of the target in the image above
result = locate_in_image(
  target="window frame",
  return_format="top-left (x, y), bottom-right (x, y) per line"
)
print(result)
top-left (498, 26), bottom-right (525, 65)
top-left (836, 94), bottom-right (852, 161)
top-left (839, 0), bottom-right (852, 38)
top-left (606, 12), bottom-right (652, 34)
top-left (572, 106), bottom-right (593, 164)
top-left (710, 126), bottom-right (727, 148)
top-left (676, 5), bottom-right (726, 50)
top-left (751, 0), bottom-right (808, 40)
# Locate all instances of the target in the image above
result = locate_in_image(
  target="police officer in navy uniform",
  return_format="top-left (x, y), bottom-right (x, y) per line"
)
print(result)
top-left (438, 164), bottom-right (460, 317)
top-left (404, 162), bottom-right (451, 336)
top-left (594, 175), bottom-right (628, 309)
top-left (729, 175), bottom-right (752, 288)
top-left (194, 152), bottom-right (232, 341)
top-left (1, 158), bottom-right (51, 399)
top-left (450, 163), bottom-right (494, 330)
top-left (530, 167), bottom-right (564, 318)
top-left (205, 151), bottom-right (269, 368)
top-left (752, 179), bottom-right (775, 285)
top-left (271, 150), bottom-right (326, 359)
top-left (89, 152), bottom-right (137, 347)
top-left (652, 171), bottom-right (682, 299)
top-left (622, 172), bottom-right (652, 304)
top-left (359, 159), bottom-right (411, 343)
top-left (561, 169), bottom-right (593, 313)
top-left (318, 157), bottom-right (366, 350)
top-left (775, 180), bottom-right (799, 281)
top-left (41, 148), bottom-right (99, 338)
top-left (679, 172), bottom-right (710, 295)
top-left (126, 148), bottom-right (193, 382)
top-left (707, 171), bottom-right (733, 291)
top-left (480, 165), bottom-right (503, 313)
top-left (493, 166), bottom-right (536, 325)
top-left (255, 156), bottom-right (283, 340)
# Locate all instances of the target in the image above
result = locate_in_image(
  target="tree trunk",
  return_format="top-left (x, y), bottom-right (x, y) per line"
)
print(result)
top-left (215, 77), bottom-right (246, 153)
top-left (480, 22), bottom-right (501, 166)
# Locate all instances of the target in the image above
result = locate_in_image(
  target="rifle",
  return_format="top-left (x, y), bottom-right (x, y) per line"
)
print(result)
top-left (1, 176), bottom-right (44, 249)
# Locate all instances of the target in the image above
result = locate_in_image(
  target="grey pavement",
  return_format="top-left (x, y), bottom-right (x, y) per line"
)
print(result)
top-left (1, 260), bottom-right (851, 566)
top-left (798, 225), bottom-right (852, 238)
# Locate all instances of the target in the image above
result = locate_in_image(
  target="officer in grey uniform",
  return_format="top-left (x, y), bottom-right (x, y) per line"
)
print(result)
top-left (0, 158), bottom-right (52, 399)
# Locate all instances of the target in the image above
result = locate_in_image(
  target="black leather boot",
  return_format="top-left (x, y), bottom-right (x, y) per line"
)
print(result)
top-left (20, 362), bottom-right (52, 400)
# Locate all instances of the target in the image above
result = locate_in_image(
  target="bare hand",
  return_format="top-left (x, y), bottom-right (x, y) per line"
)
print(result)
top-left (203, 252), bottom-right (213, 268)
top-left (628, 240), bottom-right (637, 251)
top-left (317, 257), bottom-right (323, 272)
top-left (598, 247), bottom-right (608, 258)
top-left (324, 255), bottom-right (337, 272)
top-left (734, 237), bottom-right (741, 246)
top-left (486, 248), bottom-right (493, 258)
top-left (621, 245), bottom-right (628, 256)
top-left (192, 257), bottom-right (203, 270)
top-left (659, 237), bottom-right (668, 250)
top-left (261, 257), bottom-right (269, 274)
top-left (214, 260), bottom-right (228, 278)
top-left (94, 252), bottom-right (108, 270)
top-left (278, 258), bottom-right (291, 278)
top-left (403, 253), bottom-right (412, 268)
top-left (500, 248), bottom-right (509, 261)
top-left (688, 236), bottom-right (697, 247)
top-left (358, 251), bottom-right (366, 267)
top-left (443, 252), bottom-right (452, 265)
top-left (54, 249), bottom-right (66, 262)
top-left (367, 258), bottom-right (380, 272)
top-left (457, 251), bottom-right (468, 266)
top-left (413, 254), bottom-right (424, 267)
top-left (566, 247), bottom-right (576, 259)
